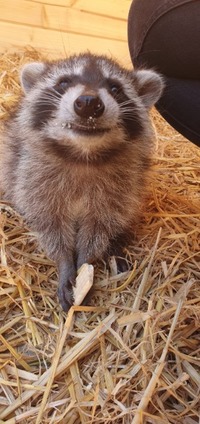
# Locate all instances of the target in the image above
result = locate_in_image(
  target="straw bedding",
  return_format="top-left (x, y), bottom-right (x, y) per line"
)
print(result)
top-left (0, 49), bottom-right (199, 424)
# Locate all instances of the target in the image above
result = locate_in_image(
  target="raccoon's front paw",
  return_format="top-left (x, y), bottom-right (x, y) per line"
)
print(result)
top-left (115, 256), bottom-right (130, 273)
top-left (106, 253), bottom-right (130, 274)
top-left (57, 273), bottom-right (76, 312)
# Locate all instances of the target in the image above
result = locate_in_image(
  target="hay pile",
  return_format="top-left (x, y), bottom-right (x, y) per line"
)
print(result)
top-left (0, 49), bottom-right (200, 424)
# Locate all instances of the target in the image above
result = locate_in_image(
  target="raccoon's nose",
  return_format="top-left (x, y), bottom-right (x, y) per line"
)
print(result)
top-left (74, 95), bottom-right (105, 118)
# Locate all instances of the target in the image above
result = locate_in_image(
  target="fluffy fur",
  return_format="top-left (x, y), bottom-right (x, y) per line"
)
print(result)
top-left (0, 53), bottom-right (163, 311)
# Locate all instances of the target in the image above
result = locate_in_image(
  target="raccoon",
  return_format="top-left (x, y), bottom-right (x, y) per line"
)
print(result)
top-left (0, 53), bottom-right (163, 311)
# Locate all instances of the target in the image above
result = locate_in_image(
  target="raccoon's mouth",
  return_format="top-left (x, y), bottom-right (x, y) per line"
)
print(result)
top-left (61, 121), bottom-right (111, 136)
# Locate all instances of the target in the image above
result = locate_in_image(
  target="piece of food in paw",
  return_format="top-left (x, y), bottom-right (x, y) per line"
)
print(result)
top-left (73, 263), bottom-right (94, 306)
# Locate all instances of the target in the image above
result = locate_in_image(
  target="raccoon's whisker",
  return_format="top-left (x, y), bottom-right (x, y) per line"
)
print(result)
top-left (121, 109), bottom-right (137, 113)
top-left (35, 100), bottom-right (60, 107)
top-left (36, 98), bottom-right (60, 105)
top-left (38, 94), bottom-right (61, 101)
top-left (122, 113), bottom-right (139, 118)
top-left (41, 92), bottom-right (61, 98)
top-left (51, 88), bottom-right (62, 97)
top-left (119, 104), bottom-right (141, 112)
top-left (119, 100), bottom-right (134, 105)
top-left (121, 112), bottom-right (141, 118)
top-left (35, 103), bottom-right (58, 108)
top-left (119, 99), bottom-right (136, 107)
top-left (121, 108), bottom-right (142, 114)
top-left (35, 109), bottom-right (56, 114)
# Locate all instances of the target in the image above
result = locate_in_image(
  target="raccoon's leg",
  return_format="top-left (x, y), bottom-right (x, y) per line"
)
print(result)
top-left (57, 253), bottom-right (76, 312)
top-left (38, 226), bottom-right (76, 312)
top-left (74, 231), bottom-right (108, 307)
top-left (76, 223), bottom-right (132, 270)
top-left (75, 225), bottom-right (132, 305)
top-left (76, 228), bottom-right (110, 270)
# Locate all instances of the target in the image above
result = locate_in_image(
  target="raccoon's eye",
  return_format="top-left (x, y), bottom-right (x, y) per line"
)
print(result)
top-left (108, 81), bottom-right (122, 96)
top-left (111, 84), bottom-right (119, 93)
top-left (54, 78), bottom-right (71, 93)
top-left (58, 78), bottom-right (71, 89)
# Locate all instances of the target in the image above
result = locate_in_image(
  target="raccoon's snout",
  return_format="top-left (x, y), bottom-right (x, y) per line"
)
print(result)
top-left (74, 95), bottom-right (105, 119)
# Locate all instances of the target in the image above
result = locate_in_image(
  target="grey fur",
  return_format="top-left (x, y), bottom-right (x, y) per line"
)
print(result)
top-left (0, 53), bottom-right (164, 311)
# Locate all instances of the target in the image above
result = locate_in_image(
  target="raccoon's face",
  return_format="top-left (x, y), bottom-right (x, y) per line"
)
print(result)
top-left (18, 53), bottom-right (163, 155)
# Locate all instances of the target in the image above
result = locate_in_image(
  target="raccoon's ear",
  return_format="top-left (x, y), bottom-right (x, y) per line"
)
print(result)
top-left (133, 69), bottom-right (164, 109)
top-left (20, 62), bottom-right (46, 94)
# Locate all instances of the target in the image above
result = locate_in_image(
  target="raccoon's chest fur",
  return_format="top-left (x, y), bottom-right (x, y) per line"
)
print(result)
top-left (12, 145), bottom-right (140, 231)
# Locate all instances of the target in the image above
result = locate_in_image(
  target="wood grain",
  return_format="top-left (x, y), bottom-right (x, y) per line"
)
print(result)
top-left (0, 21), bottom-right (131, 65)
top-left (0, 0), bottom-right (127, 41)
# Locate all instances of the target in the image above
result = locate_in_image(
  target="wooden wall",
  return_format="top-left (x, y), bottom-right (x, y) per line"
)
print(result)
top-left (0, 0), bottom-right (132, 65)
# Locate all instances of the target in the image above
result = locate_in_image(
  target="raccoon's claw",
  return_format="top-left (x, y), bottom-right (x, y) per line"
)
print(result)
top-left (115, 256), bottom-right (130, 273)
top-left (57, 258), bottom-right (77, 311)
top-left (58, 280), bottom-right (74, 312)
top-left (58, 275), bottom-right (76, 312)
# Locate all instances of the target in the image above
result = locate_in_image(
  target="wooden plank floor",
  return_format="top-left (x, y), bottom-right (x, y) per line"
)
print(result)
top-left (0, 0), bottom-right (132, 63)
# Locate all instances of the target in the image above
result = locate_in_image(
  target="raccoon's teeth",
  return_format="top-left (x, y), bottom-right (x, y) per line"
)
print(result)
top-left (61, 122), bottom-right (72, 129)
